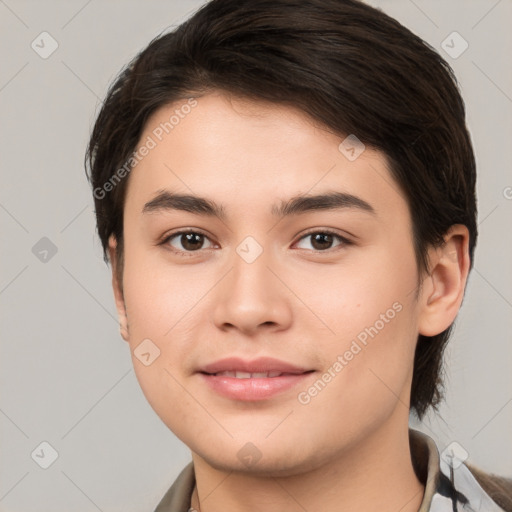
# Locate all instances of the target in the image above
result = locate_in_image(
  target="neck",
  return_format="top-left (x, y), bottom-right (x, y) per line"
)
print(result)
top-left (190, 415), bottom-right (425, 512)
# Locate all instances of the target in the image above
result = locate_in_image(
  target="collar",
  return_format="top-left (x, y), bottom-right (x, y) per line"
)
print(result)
top-left (410, 428), bottom-right (506, 511)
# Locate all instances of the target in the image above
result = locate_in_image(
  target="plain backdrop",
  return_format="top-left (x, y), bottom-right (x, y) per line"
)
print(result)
top-left (1, 0), bottom-right (511, 510)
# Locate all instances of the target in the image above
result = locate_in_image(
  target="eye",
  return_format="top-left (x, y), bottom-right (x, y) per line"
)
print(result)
top-left (162, 230), bottom-right (215, 255)
top-left (294, 230), bottom-right (351, 252)
top-left (160, 229), bottom-right (351, 256)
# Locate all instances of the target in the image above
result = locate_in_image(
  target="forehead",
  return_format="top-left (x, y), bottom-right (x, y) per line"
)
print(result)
top-left (123, 92), bottom-right (407, 222)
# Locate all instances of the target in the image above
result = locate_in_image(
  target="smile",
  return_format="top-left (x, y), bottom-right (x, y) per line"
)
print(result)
top-left (199, 371), bottom-right (315, 401)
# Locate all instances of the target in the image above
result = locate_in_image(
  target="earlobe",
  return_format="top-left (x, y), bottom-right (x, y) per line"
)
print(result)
top-left (108, 235), bottom-right (130, 342)
top-left (418, 225), bottom-right (471, 337)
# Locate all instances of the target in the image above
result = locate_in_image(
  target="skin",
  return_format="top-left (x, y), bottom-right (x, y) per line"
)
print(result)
top-left (108, 91), bottom-right (470, 512)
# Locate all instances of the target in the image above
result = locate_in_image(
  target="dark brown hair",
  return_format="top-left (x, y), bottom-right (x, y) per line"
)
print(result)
top-left (85, 0), bottom-right (477, 420)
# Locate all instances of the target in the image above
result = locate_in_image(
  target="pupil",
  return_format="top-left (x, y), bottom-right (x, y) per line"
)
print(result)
top-left (182, 233), bottom-right (203, 250)
top-left (312, 233), bottom-right (332, 250)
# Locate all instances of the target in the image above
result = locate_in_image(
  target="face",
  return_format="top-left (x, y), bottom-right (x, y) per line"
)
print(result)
top-left (111, 91), bottom-right (427, 476)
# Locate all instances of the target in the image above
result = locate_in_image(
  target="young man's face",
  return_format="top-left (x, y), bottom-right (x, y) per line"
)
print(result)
top-left (110, 92), bottom-right (436, 475)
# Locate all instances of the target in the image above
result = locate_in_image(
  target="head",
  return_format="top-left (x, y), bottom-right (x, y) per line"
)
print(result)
top-left (86, 0), bottom-right (476, 473)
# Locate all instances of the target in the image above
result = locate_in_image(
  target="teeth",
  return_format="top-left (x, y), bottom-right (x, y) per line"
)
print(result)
top-left (214, 370), bottom-right (284, 378)
top-left (216, 371), bottom-right (236, 377)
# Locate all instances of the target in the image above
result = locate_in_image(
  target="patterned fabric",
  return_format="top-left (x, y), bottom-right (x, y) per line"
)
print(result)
top-left (154, 428), bottom-right (507, 511)
top-left (431, 453), bottom-right (506, 511)
top-left (410, 428), bottom-right (507, 512)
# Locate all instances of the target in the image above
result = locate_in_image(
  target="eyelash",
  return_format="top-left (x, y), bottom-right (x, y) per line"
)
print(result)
top-left (159, 229), bottom-right (353, 258)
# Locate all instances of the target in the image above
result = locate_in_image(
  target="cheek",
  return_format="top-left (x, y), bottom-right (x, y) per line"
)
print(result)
top-left (120, 242), bottom-right (234, 416)
top-left (122, 241), bottom-right (209, 336)
top-left (295, 245), bottom-right (419, 405)
top-left (289, 243), bottom-right (418, 339)
top-left (130, 357), bottom-right (210, 446)
top-left (293, 299), bottom-right (417, 458)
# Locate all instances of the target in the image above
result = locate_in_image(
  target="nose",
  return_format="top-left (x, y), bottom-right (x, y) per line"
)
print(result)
top-left (212, 247), bottom-right (293, 336)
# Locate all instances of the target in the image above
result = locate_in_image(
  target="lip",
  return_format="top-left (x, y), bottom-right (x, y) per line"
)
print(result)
top-left (199, 373), bottom-right (314, 401)
top-left (199, 356), bottom-right (310, 375)
top-left (198, 357), bottom-right (314, 401)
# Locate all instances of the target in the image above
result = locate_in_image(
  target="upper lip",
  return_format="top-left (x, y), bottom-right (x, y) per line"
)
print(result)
top-left (199, 357), bottom-right (311, 375)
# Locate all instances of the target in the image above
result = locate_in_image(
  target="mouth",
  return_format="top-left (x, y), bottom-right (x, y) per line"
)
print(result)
top-left (197, 357), bottom-right (315, 401)
top-left (199, 356), bottom-right (312, 375)
top-left (199, 371), bottom-right (315, 401)
top-left (202, 370), bottom-right (311, 378)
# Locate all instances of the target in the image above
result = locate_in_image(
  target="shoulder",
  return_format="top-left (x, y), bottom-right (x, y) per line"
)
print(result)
top-left (408, 428), bottom-right (512, 512)
top-left (466, 463), bottom-right (512, 512)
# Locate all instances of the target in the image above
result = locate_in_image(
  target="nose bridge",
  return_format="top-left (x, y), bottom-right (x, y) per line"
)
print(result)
top-left (232, 240), bottom-right (272, 296)
top-left (230, 238), bottom-right (277, 310)
top-left (212, 236), bottom-right (292, 333)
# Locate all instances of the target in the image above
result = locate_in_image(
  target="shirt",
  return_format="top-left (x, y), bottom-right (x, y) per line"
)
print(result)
top-left (153, 428), bottom-right (511, 511)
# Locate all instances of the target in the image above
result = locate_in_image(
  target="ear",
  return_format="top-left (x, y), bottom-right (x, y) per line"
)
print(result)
top-left (108, 235), bottom-right (130, 342)
top-left (417, 225), bottom-right (471, 337)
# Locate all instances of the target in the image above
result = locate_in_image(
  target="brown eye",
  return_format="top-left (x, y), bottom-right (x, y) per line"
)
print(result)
top-left (295, 231), bottom-right (350, 252)
top-left (179, 233), bottom-right (205, 251)
top-left (310, 233), bottom-right (335, 250)
top-left (164, 231), bottom-right (214, 253)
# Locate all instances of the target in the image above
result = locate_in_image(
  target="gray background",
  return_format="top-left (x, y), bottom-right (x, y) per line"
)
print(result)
top-left (1, 0), bottom-right (511, 510)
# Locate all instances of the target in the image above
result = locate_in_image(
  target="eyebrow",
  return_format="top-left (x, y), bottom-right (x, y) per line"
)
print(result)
top-left (142, 190), bottom-right (376, 219)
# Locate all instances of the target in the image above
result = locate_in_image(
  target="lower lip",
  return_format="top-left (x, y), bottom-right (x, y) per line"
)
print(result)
top-left (199, 372), bottom-right (313, 401)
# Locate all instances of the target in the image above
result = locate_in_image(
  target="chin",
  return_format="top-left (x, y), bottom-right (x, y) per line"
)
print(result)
top-left (192, 436), bottom-right (330, 478)
top-left (200, 451), bottom-right (319, 478)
